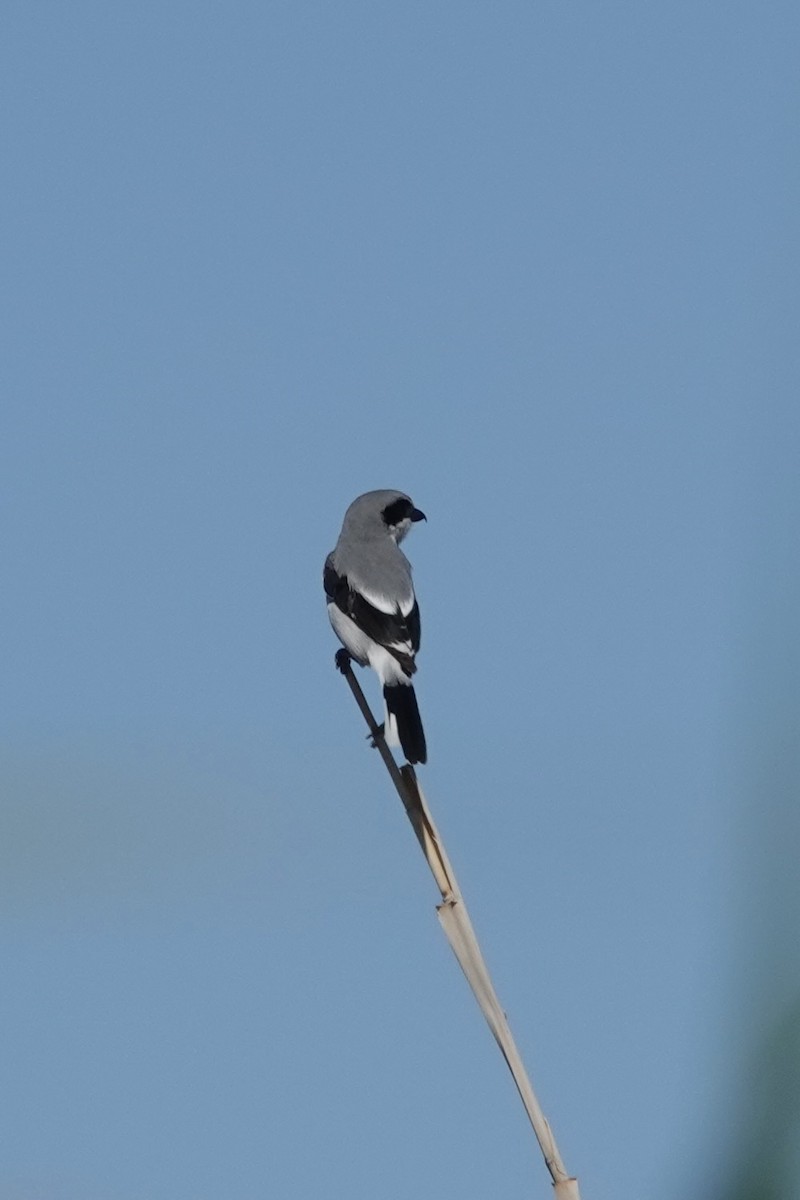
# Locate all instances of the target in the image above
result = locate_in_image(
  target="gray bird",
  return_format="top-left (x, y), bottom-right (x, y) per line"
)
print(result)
top-left (324, 490), bottom-right (427, 764)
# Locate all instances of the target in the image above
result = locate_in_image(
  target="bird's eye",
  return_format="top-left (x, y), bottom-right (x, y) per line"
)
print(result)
top-left (381, 497), bottom-right (412, 527)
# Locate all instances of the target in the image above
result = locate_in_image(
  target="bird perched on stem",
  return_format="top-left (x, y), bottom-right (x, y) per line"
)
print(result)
top-left (324, 489), bottom-right (427, 765)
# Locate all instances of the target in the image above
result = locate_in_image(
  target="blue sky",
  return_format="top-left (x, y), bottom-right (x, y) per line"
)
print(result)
top-left (2, 3), bottom-right (799, 1198)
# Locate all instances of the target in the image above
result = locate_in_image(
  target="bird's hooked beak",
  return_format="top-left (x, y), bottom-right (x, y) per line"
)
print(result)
top-left (410, 508), bottom-right (427, 523)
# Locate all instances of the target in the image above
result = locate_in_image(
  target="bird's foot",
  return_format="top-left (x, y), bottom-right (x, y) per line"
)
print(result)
top-left (334, 649), bottom-right (352, 674)
top-left (367, 722), bottom-right (385, 749)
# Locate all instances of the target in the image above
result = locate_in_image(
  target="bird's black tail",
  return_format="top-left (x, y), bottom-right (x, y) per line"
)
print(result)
top-left (383, 682), bottom-right (427, 765)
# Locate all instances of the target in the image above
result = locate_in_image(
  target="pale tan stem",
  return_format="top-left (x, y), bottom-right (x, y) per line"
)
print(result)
top-left (339, 662), bottom-right (581, 1198)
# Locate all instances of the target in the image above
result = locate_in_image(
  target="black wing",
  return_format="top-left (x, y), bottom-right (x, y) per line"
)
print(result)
top-left (324, 555), bottom-right (420, 674)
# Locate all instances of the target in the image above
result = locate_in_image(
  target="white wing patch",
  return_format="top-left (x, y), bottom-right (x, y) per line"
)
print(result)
top-left (358, 584), bottom-right (416, 618)
top-left (358, 586), bottom-right (399, 615)
top-left (397, 592), bottom-right (416, 617)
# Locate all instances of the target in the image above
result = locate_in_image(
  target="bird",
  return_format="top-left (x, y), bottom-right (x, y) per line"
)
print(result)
top-left (324, 489), bottom-right (427, 764)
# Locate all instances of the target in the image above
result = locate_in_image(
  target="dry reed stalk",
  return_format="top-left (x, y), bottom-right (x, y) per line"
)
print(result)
top-left (338, 658), bottom-right (581, 1199)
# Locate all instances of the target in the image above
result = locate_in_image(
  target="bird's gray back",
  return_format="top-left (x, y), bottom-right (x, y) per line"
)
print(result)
top-left (332, 524), bottom-right (414, 609)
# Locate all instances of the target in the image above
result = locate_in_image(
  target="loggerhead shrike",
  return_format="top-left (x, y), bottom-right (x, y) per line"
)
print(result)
top-left (324, 489), bottom-right (427, 764)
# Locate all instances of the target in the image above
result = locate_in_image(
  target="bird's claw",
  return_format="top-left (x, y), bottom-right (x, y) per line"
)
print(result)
top-left (334, 649), bottom-right (352, 674)
top-left (367, 722), bottom-right (385, 749)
